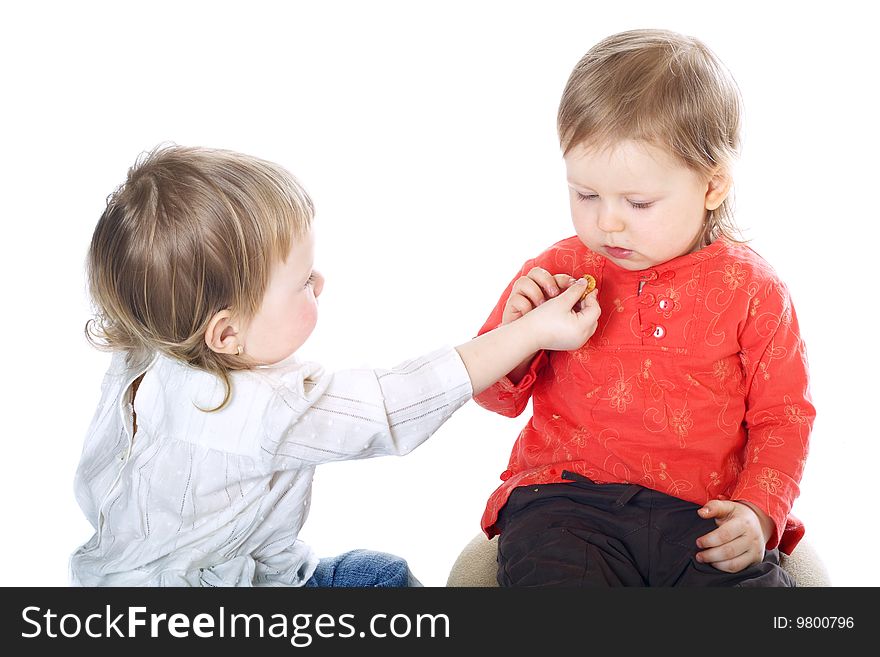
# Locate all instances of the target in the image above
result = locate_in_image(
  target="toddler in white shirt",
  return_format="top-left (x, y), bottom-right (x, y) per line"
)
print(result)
top-left (71, 144), bottom-right (600, 586)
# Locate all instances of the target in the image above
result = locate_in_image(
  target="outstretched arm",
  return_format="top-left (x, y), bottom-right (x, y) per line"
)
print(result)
top-left (265, 277), bottom-right (599, 470)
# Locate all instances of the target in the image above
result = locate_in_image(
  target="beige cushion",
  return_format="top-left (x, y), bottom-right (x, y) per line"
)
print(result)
top-left (447, 533), bottom-right (831, 587)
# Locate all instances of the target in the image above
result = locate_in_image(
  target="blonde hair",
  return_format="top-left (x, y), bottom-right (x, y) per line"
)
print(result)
top-left (558, 29), bottom-right (744, 244)
top-left (86, 144), bottom-right (314, 409)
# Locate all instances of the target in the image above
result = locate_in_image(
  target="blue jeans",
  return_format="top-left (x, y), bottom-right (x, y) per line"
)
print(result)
top-left (304, 549), bottom-right (422, 587)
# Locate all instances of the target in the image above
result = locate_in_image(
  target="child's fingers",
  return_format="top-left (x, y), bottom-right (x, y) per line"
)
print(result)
top-left (701, 554), bottom-right (753, 573)
top-left (556, 277), bottom-right (589, 308)
top-left (506, 294), bottom-right (536, 320)
top-left (514, 277), bottom-right (550, 308)
top-left (698, 499), bottom-right (736, 521)
top-left (696, 538), bottom-right (748, 564)
top-left (578, 288), bottom-right (600, 308)
top-left (553, 273), bottom-right (575, 290)
top-left (574, 289), bottom-right (601, 318)
top-left (695, 521), bottom-right (743, 550)
top-left (695, 539), bottom-right (753, 572)
top-left (526, 267), bottom-right (562, 298)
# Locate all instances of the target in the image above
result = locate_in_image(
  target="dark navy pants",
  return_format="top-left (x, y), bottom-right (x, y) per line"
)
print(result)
top-left (496, 472), bottom-right (793, 587)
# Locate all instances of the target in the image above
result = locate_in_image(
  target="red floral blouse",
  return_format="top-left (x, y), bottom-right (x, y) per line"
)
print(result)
top-left (474, 237), bottom-right (814, 553)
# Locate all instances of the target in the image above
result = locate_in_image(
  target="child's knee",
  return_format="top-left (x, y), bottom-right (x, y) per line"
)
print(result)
top-left (338, 549), bottom-right (419, 587)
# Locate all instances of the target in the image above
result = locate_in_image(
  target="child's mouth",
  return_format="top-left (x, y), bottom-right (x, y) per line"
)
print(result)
top-left (604, 246), bottom-right (634, 259)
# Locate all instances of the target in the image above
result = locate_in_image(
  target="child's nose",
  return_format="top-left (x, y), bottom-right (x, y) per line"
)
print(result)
top-left (597, 207), bottom-right (625, 233)
top-left (312, 272), bottom-right (325, 297)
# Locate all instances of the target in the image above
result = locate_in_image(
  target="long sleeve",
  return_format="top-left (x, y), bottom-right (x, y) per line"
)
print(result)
top-left (729, 278), bottom-right (815, 550)
top-left (262, 347), bottom-right (473, 469)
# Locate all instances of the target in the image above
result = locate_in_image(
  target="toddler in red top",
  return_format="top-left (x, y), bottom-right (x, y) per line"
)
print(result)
top-left (475, 29), bottom-right (815, 586)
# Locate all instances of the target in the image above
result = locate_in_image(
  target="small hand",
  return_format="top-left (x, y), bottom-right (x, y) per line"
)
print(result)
top-left (695, 500), bottom-right (773, 573)
top-left (502, 267), bottom-right (575, 325)
top-left (524, 278), bottom-right (601, 352)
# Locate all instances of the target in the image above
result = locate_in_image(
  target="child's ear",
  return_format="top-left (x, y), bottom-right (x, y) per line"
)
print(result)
top-left (704, 169), bottom-right (732, 211)
top-left (204, 309), bottom-right (243, 355)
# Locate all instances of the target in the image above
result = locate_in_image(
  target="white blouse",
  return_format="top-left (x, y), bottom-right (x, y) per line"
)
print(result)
top-left (70, 347), bottom-right (472, 586)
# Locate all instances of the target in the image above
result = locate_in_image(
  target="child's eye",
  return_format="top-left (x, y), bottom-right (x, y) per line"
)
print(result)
top-left (628, 200), bottom-right (653, 210)
top-left (575, 192), bottom-right (598, 202)
top-left (305, 273), bottom-right (318, 288)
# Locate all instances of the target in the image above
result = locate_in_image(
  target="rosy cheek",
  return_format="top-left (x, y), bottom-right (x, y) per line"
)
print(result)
top-left (298, 297), bottom-right (319, 329)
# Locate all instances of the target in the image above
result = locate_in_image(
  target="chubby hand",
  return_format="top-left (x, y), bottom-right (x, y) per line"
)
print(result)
top-left (695, 500), bottom-right (774, 573)
top-left (502, 267), bottom-right (580, 325)
top-left (520, 276), bottom-right (601, 352)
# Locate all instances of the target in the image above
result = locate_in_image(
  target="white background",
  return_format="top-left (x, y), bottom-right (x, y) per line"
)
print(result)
top-left (2, 0), bottom-right (877, 587)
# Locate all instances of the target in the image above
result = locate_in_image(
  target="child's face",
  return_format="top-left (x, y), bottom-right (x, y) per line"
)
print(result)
top-left (241, 230), bottom-right (324, 364)
top-left (564, 139), bottom-right (712, 271)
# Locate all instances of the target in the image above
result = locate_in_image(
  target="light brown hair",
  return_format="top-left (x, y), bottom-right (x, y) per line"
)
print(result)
top-left (86, 144), bottom-right (314, 409)
top-left (558, 29), bottom-right (744, 244)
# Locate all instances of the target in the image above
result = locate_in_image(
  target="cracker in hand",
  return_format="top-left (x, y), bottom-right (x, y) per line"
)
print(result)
top-left (580, 274), bottom-right (597, 299)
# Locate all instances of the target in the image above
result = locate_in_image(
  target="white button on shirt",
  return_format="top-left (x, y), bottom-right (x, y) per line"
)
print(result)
top-left (70, 347), bottom-right (472, 586)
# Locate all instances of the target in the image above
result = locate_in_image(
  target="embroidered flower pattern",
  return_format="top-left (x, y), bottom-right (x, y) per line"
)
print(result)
top-left (569, 347), bottom-right (592, 370)
top-left (722, 262), bottom-right (746, 290)
top-left (607, 379), bottom-right (633, 413)
top-left (580, 252), bottom-right (603, 269)
top-left (782, 305), bottom-right (793, 326)
top-left (569, 430), bottom-right (590, 450)
top-left (669, 407), bottom-right (693, 446)
top-left (654, 461), bottom-right (666, 481)
top-left (708, 471), bottom-right (721, 490)
top-left (784, 396), bottom-right (808, 424)
top-left (641, 455), bottom-right (693, 495)
top-left (712, 359), bottom-right (730, 380)
top-left (758, 467), bottom-right (782, 495)
top-left (656, 287), bottom-right (681, 318)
